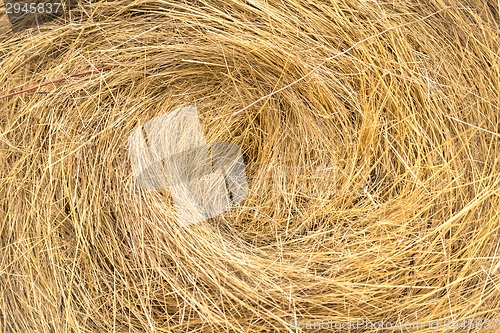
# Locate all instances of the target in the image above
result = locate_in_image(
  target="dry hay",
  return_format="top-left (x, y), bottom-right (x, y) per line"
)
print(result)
top-left (1, 0), bottom-right (500, 332)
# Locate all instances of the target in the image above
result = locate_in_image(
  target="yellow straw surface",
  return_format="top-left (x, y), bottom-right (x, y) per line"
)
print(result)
top-left (1, 0), bottom-right (500, 332)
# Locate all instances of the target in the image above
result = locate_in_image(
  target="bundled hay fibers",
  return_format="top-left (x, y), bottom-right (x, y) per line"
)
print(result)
top-left (1, 0), bottom-right (500, 332)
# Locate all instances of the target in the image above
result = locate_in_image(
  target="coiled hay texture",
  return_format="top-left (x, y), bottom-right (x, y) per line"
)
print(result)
top-left (1, 0), bottom-right (500, 332)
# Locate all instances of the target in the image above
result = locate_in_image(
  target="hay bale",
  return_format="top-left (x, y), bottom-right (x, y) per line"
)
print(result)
top-left (1, 0), bottom-right (499, 332)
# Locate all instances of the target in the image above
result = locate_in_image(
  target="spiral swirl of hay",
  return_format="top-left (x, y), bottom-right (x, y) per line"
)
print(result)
top-left (1, 1), bottom-right (500, 332)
